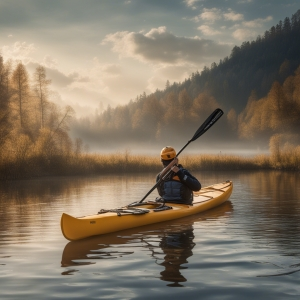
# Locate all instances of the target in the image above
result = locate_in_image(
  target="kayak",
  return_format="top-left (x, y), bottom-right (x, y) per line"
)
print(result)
top-left (61, 180), bottom-right (233, 241)
top-left (61, 200), bottom-right (233, 267)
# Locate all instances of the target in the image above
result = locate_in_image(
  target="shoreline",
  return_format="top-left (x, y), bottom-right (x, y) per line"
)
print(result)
top-left (0, 152), bottom-right (299, 180)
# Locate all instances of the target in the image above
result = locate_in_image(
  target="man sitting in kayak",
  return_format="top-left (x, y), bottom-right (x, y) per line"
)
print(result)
top-left (156, 146), bottom-right (201, 205)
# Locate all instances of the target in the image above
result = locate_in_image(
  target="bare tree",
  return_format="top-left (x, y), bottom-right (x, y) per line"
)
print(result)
top-left (11, 62), bottom-right (30, 131)
top-left (33, 65), bottom-right (51, 129)
top-left (0, 55), bottom-right (12, 145)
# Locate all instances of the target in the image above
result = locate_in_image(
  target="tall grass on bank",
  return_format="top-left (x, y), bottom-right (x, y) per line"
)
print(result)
top-left (0, 147), bottom-right (299, 180)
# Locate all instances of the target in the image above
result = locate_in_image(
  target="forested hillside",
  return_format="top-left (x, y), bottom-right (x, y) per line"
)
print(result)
top-left (184, 11), bottom-right (300, 112)
top-left (72, 9), bottom-right (300, 150)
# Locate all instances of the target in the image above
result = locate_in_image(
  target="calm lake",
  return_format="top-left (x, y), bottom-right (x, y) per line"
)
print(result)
top-left (0, 171), bottom-right (300, 299)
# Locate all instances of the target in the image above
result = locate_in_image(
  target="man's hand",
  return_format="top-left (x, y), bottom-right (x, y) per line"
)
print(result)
top-left (171, 165), bottom-right (180, 173)
top-left (161, 157), bottom-right (179, 180)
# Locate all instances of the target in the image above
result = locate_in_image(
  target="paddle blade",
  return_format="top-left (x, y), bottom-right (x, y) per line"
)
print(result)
top-left (190, 108), bottom-right (223, 141)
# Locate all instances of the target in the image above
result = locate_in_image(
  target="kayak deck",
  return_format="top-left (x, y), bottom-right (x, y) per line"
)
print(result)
top-left (61, 180), bottom-right (233, 241)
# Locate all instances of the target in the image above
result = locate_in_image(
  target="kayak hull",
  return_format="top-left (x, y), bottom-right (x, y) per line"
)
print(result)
top-left (61, 181), bottom-right (233, 241)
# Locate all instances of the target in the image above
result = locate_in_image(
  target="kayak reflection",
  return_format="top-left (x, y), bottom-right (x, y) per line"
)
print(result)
top-left (61, 201), bottom-right (233, 286)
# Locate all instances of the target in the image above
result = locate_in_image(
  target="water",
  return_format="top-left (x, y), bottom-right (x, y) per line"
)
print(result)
top-left (0, 171), bottom-right (300, 299)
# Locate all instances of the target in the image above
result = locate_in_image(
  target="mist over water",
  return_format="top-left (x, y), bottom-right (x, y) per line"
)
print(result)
top-left (69, 128), bottom-right (268, 157)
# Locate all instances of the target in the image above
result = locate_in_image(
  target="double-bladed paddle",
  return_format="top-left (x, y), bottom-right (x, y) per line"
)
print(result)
top-left (138, 108), bottom-right (224, 203)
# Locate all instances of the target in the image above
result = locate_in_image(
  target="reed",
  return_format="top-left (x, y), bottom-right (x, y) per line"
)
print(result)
top-left (0, 149), bottom-right (299, 180)
top-left (59, 148), bottom-right (300, 173)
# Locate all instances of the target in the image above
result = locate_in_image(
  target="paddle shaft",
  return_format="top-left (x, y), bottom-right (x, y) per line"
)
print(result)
top-left (139, 108), bottom-right (224, 203)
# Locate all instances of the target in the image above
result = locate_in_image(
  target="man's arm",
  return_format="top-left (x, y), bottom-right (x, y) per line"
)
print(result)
top-left (171, 166), bottom-right (201, 191)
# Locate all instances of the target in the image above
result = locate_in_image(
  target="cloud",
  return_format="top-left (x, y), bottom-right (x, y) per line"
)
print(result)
top-left (243, 16), bottom-right (273, 28)
top-left (237, 0), bottom-right (253, 3)
top-left (1, 41), bottom-right (37, 63)
top-left (223, 9), bottom-right (244, 21)
top-left (231, 15), bottom-right (273, 41)
top-left (232, 28), bottom-right (256, 41)
top-left (195, 8), bottom-right (244, 23)
top-left (102, 26), bottom-right (230, 66)
top-left (101, 63), bottom-right (122, 77)
top-left (198, 8), bottom-right (222, 23)
top-left (146, 65), bottom-right (195, 91)
top-left (197, 25), bottom-right (221, 36)
top-left (184, 0), bottom-right (201, 10)
top-left (26, 62), bottom-right (75, 88)
top-left (42, 55), bottom-right (58, 68)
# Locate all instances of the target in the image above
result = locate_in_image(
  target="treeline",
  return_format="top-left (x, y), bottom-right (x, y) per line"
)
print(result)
top-left (0, 55), bottom-right (80, 179)
top-left (73, 64), bottom-right (300, 151)
top-left (72, 88), bottom-right (231, 146)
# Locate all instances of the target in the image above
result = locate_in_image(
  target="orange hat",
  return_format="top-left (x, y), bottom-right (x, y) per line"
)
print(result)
top-left (160, 146), bottom-right (176, 160)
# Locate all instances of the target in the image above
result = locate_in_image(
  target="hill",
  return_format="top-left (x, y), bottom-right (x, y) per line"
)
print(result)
top-left (72, 9), bottom-right (300, 152)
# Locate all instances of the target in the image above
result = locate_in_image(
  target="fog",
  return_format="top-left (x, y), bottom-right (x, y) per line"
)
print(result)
top-left (69, 125), bottom-right (269, 157)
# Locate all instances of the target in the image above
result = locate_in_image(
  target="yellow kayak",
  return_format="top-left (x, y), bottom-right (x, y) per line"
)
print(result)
top-left (61, 180), bottom-right (233, 241)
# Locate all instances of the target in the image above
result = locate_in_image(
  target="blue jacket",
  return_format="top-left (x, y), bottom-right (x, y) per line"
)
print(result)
top-left (156, 165), bottom-right (201, 204)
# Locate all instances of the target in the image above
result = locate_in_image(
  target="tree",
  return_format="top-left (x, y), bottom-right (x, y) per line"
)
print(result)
top-left (131, 95), bottom-right (162, 138)
top-left (165, 80), bottom-right (170, 89)
top-left (178, 88), bottom-right (192, 121)
top-left (114, 105), bottom-right (130, 131)
top-left (190, 92), bottom-right (219, 123)
top-left (0, 55), bottom-right (12, 146)
top-left (163, 92), bottom-right (179, 126)
top-left (227, 108), bottom-right (237, 131)
top-left (33, 65), bottom-right (51, 129)
top-left (291, 10), bottom-right (300, 30)
top-left (36, 104), bottom-right (75, 159)
top-left (268, 81), bottom-right (286, 130)
top-left (283, 17), bottom-right (292, 33)
top-left (11, 62), bottom-right (31, 131)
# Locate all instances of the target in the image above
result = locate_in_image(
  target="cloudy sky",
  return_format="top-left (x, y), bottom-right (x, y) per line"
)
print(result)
top-left (0, 0), bottom-right (298, 116)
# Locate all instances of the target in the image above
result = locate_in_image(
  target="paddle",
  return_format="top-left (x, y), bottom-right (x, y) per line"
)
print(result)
top-left (138, 108), bottom-right (224, 203)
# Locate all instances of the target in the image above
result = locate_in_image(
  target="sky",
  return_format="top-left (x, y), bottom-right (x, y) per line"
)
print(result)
top-left (0, 0), bottom-right (299, 117)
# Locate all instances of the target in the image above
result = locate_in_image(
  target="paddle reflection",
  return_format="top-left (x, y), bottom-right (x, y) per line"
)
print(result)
top-left (61, 201), bottom-right (233, 286)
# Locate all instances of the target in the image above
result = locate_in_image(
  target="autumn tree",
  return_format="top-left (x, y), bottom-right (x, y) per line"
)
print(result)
top-left (0, 55), bottom-right (12, 146)
top-left (238, 67), bottom-right (300, 148)
top-left (267, 81), bottom-right (287, 130)
top-left (190, 92), bottom-right (219, 123)
top-left (33, 65), bottom-right (51, 129)
top-left (227, 108), bottom-right (238, 131)
top-left (163, 91), bottom-right (179, 126)
top-left (131, 95), bottom-right (162, 138)
top-left (178, 88), bottom-right (192, 122)
top-left (114, 105), bottom-right (130, 131)
top-left (11, 62), bottom-right (31, 132)
top-left (35, 104), bottom-right (75, 159)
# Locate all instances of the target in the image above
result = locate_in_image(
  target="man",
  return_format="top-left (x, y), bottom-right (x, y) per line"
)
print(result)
top-left (156, 146), bottom-right (201, 205)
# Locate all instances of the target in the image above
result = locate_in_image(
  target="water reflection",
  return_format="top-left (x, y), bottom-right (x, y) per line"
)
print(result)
top-left (238, 171), bottom-right (300, 257)
top-left (152, 226), bottom-right (195, 287)
top-left (61, 201), bottom-right (233, 286)
top-left (0, 174), bottom-right (157, 244)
